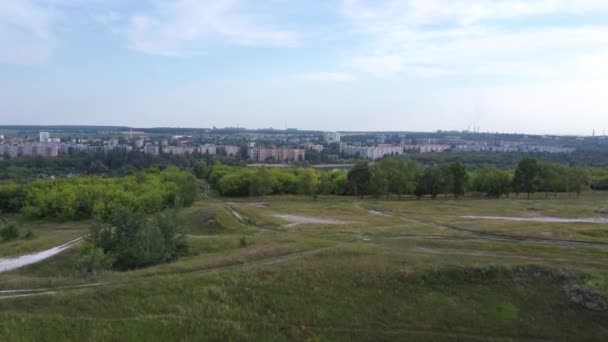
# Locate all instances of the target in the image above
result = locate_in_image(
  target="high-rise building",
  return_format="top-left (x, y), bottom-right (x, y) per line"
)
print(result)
top-left (39, 132), bottom-right (50, 142)
top-left (323, 132), bottom-right (341, 143)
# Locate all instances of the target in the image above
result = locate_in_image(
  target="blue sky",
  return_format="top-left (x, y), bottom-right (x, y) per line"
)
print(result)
top-left (1, 0), bottom-right (608, 134)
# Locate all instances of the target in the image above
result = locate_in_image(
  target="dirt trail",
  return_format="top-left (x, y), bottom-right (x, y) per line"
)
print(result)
top-left (0, 237), bottom-right (83, 273)
top-left (461, 215), bottom-right (608, 224)
top-left (274, 214), bottom-right (351, 226)
top-left (404, 215), bottom-right (608, 249)
top-left (366, 209), bottom-right (608, 249)
top-left (200, 244), bottom-right (341, 276)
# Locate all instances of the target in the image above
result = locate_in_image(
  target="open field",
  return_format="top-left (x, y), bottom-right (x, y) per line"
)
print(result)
top-left (1, 193), bottom-right (608, 340)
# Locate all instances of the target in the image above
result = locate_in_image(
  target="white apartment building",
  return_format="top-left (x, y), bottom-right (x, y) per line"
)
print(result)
top-left (341, 144), bottom-right (403, 160)
top-left (323, 132), bottom-right (341, 143)
top-left (39, 132), bottom-right (50, 142)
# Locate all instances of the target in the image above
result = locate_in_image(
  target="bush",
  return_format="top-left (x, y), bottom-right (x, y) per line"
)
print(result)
top-left (0, 223), bottom-right (20, 241)
top-left (88, 206), bottom-right (189, 270)
top-left (23, 229), bottom-right (35, 239)
top-left (74, 243), bottom-right (113, 276)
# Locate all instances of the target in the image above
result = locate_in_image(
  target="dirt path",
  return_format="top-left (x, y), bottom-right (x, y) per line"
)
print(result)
top-left (461, 215), bottom-right (608, 224)
top-left (274, 214), bottom-right (351, 226)
top-left (403, 215), bottom-right (608, 249)
top-left (0, 283), bottom-right (103, 300)
top-left (0, 237), bottom-right (83, 273)
top-left (200, 244), bottom-right (342, 276)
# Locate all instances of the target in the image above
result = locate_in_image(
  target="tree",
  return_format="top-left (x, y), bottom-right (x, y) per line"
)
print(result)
top-left (377, 158), bottom-right (420, 199)
top-left (512, 157), bottom-right (541, 199)
top-left (88, 206), bottom-right (188, 270)
top-left (474, 167), bottom-right (512, 198)
top-left (296, 168), bottom-right (320, 196)
top-left (347, 161), bottom-right (371, 197)
top-left (449, 162), bottom-right (468, 198)
top-left (538, 162), bottom-right (563, 198)
top-left (566, 167), bottom-right (590, 198)
top-left (249, 167), bottom-right (275, 196)
top-left (369, 163), bottom-right (389, 197)
top-left (415, 166), bottom-right (444, 199)
top-left (193, 161), bottom-right (209, 180)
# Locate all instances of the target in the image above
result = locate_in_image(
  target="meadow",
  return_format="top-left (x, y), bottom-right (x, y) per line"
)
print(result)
top-left (1, 193), bottom-right (608, 341)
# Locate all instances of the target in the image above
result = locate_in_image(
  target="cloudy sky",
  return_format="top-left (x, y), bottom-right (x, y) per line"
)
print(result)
top-left (1, 0), bottom-right (607, 134)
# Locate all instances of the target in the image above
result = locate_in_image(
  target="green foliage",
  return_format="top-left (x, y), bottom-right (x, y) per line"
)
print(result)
top-left (513, 157), bottom-right (542, 198)
top-left (193, 161), bottom-right (209, 180)
top-left (347, 161), bottom-right (371, 197)
top-left (472, 167), bottom-right (512, 198)
top-left (0, 168), bottom-right (198, 220)
top-left (88, 206), bottom-right (188, 270)
top-left (295, 168), bottom-right (320, 195)
top-left (74, 243), bottom-right (113, 276)
top-left (207, 156), bottom-right (595, 199)
top-left (248, 167), bottom-right (275, 196)
top-left (449, 162), bottom-right (469, 198)
top-left (415, 166), bottom-right (445, 199)
top-left (371, 158), bottom-right (420, 198)
top-left (0, 222), bottom-right (20, 241)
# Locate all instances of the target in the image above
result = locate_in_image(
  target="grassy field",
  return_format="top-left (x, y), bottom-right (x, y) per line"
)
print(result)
top-left (1, 193), bottom-right (608, 341)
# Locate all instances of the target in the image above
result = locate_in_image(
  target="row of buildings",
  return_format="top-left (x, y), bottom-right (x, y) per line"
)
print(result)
top-left (247, 145), bottom-right (306, 162)
top-left (341, 144), bottom-right (404, 160)
top-left (158, 144), bottom-right (240, 156)
top-left (0, 143), bottom-right (133, 158)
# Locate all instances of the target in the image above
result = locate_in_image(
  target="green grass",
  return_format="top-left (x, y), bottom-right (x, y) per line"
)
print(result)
top-left (0, 221), bottom-right (88, 257)
top-left (1, 193), bottom-right (608, 341)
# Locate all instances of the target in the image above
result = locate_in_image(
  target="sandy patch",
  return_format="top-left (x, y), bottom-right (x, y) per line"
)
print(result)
top-left (368, 210), bottom-right (391, 217)
top-left (227, 207), bottom-right (245, 222)
top-left (246, 202), bottom-right (269, 208)
top-left (273, 214), bottom-right (351, 226)
top-left (0, 237), bottom-right (82, 273)
top-left (461, 216), bottom-right (608, 224)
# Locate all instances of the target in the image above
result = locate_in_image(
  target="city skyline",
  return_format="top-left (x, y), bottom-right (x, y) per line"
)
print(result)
top-left (1, 1), bottom-right (608, 135)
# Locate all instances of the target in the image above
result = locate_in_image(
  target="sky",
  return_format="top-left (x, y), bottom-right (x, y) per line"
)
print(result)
top-left (1, 0), bottom-right (608, 135)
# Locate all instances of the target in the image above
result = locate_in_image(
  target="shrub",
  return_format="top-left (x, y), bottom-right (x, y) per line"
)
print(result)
top-left (88, 206), bottom-right (189, 270)
top-left (74, 243), bottom-right (113, 276)
top-left (0, 223), bottom-right (20, 241)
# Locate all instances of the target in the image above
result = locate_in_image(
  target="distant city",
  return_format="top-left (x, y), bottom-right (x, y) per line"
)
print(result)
top-left (1, 126), bottom-right (604, 163)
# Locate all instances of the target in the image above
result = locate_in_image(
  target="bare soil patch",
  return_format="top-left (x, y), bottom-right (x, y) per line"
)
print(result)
top-left (273, 214), bottom-right (352, 226)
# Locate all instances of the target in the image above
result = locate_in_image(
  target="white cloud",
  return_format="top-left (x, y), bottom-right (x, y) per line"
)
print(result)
top-left (0, 0), bottom-right (55, 64)
top-left (341, 0), bottom-right (608, 78)
top-left (298, 72), bottom-right (356, 82)
top-left (120, 0), bottom-right (297, 56)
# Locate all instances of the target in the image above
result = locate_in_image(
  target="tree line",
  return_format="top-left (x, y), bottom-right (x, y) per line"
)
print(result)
top-left (202, 157), bottom-right (592, 199)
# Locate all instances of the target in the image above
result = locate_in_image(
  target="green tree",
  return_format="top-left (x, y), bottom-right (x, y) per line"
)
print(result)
top-left (449, 162), bottom-right (468, 198)
top-left (347, 161), bottom-right (371, 197)
top-left (566, 167), bottom-right (590, 198)
top-left (88, 206), bottom-right (188, 270)
top-left (193, 161), bottom-right (209, 180)
top-left (538, 162), bottom-right (563, 198)
top-left (415, 166), bottom-right (444, 199)
top-left (474, 167), bottom-right (512, 198)
top-left (296, 168), bottom-right (320, 195)
top-left (513, 157), bottom-right (541, 199)
top-left (249, 167), bottom-right (275, 196)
